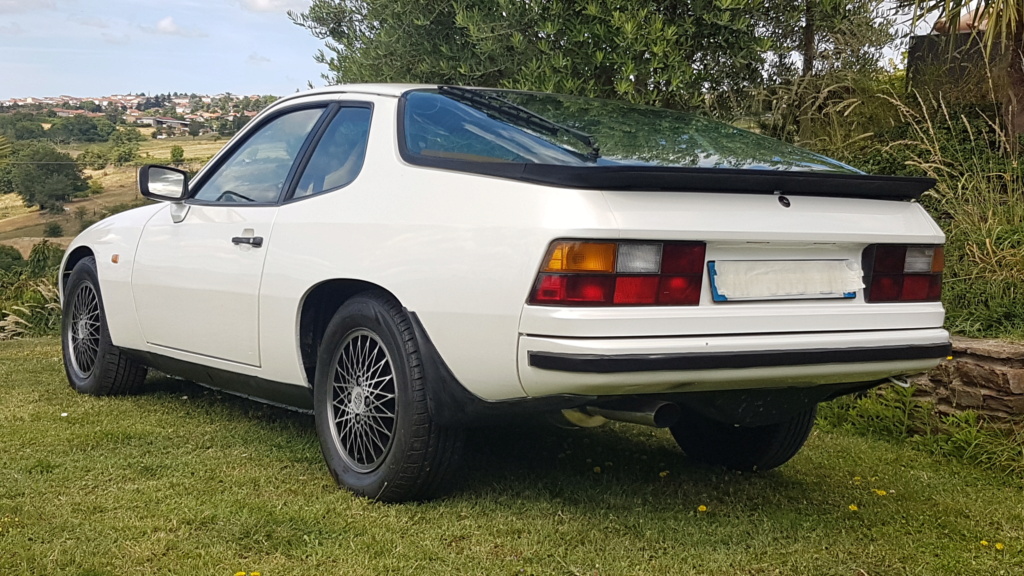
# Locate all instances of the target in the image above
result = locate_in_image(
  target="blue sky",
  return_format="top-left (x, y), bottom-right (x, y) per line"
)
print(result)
top-left (0, 0), bottom-right (329, 99)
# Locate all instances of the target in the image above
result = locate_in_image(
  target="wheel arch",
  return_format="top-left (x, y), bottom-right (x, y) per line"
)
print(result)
top-left (61, 246), bottom-right (96, 299)
top-left (297, 278), bottom-right (399, 386)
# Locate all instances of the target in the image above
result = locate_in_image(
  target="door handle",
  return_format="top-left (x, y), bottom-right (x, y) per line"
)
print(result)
top-left (231, 236), bottom-right (264, 248)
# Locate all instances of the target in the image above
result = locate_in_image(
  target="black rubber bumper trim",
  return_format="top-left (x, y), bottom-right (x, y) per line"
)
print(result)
top-left (528, 342), bottom-right (952, 374)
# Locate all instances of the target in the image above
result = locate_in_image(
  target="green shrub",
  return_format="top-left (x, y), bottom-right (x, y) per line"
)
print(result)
top-left (42, 223), bottom-right (63, 238)
top-left (0, 244), bottom-right (24, 272)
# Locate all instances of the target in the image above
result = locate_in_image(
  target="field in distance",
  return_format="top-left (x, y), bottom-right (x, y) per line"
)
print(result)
top-left (0, 133), bottom-right (226, 252)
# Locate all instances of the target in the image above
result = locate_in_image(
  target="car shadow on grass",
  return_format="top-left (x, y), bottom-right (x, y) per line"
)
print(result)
top-left (140, 373), bottom-right (818, 513)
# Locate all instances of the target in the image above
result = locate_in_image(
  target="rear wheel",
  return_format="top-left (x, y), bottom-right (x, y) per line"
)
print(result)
top-left (61, 256), bottom-right (147, 395)
top-left (313, 291), bottom-right (464, 502)
top-left (670, 406), bottom-right (816, 472)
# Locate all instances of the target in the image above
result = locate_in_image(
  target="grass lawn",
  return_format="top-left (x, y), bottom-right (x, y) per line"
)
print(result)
top-left (1, 337), bottom-right (1021, 575)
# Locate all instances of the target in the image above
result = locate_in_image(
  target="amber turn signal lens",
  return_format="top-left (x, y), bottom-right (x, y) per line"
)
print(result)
top-left (543, 242), bottom-right (616, 273)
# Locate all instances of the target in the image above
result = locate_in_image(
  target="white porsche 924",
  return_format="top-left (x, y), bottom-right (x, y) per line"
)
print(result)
top-left (60, 84), bottom-right (950, 501)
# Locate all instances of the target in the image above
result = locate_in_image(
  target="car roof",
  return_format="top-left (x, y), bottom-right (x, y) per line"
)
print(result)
top-left (276, 83), bottom-right (437, 104)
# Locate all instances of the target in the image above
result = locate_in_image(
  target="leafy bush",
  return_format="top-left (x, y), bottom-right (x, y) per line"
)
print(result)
top-left (0, 244), bottom-right (24, 272)
top-left (43, 223), bottom-right (64, 238)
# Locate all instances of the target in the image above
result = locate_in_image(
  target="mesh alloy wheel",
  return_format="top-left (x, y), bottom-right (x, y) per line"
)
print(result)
top-left (328, 329), bottom-right (399, 473)
top-left (68, 282), bottom-right (102, 379)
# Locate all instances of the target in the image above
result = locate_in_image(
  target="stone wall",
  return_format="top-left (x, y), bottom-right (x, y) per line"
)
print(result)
top-left (912, 337), bottom-right (1024, 419)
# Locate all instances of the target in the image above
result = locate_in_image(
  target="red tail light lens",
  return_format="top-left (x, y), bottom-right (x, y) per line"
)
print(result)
top-left (530, 241), bottom-right (706, 306)
top-left (865, 245), bottom-right (943, 303)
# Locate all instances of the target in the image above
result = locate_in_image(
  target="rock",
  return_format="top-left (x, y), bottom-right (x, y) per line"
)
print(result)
top-left (949, 384), bottom-right (984, 408)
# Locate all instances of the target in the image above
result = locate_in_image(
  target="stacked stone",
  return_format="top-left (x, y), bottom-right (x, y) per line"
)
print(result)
top-left (912, 337), bottom-right (1024, 419)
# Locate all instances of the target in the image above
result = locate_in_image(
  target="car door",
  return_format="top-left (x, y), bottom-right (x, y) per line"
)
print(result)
top-left (131, 105), bottom-right (328, 367)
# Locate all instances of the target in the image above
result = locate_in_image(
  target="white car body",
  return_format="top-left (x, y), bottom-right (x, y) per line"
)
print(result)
top-left (59, 84), bottom-right (950, 499)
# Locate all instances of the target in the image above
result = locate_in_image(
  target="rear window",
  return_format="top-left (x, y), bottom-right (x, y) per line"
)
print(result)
top-left (401, 88), bottom-right (859, 174)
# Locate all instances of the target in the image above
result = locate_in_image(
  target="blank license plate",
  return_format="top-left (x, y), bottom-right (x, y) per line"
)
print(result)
top-left (708, 260), bottom-right (864, 302)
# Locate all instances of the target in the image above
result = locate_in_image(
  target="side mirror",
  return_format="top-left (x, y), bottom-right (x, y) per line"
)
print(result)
top-left (139, 165), bottom-right (189, 202)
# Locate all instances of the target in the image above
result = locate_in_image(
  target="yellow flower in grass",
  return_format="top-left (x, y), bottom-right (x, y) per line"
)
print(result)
top-left (848, 505), bottom-right (859, 512)
top-left (995, 543), bottom-right (1005, 551)
top-left (873, 489), bottom-right (888, 496)
top-left (235, 572), bottom-right (246, 576)
top-left (697, 505), bottom-right (708, 513)
top-left (593, 466), bottom-right (601, 474)
top-left (981, 541), bottom-right (990, 547)
top-left (251, 573), bottom-right (262, 576)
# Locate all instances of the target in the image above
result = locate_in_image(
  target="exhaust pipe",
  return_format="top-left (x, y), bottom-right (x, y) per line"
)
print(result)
top-left (583, 400), bottom-right (681, 428)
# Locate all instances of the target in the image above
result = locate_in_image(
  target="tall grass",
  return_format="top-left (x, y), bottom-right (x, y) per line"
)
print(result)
top-left (761, 64), bottom-right (1024, 338)
top-left (820, 385), bottom-right (1024, 476)
top-left (0, 240), bottom-right (63, 341)
top-left (878, 93), bottom-right (1024, 337)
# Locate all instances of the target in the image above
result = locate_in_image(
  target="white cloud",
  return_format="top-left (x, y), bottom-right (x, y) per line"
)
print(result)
top-left (0, 0), bottom-right (56, 13)
top-left (141, 16), bottom-right (206, 37)
top-left (0, 21), bottom-right (24, 34)
top-left (77, 17), bottom-right (110, 29)
top-left (238, 0), bottom-right (310, 13)
top-left (101, 32), bottom-right (131, 45)
top-left (248, 52), bottom-right (271, 64)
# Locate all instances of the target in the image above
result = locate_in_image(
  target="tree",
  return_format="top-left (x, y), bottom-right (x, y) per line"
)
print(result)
top-left (170, 145), bottom-right (185, 163)
top-left (103, 103), bottom-right (124, 125)
top-left (108, 127), bottom-right (143, 164)
top-left (907, 0), bottom-right (1023, 136)
top-left (13, 122), bottom-right (45, 141)
top-left (292, 1), bottom-right (897, 116)
top-left (47, 115), bottom-right (108, 143)
top-left (290, 0), bottom-right (782, 114)
top-left (10, 142), bottom-right (89, 213)
top-left (188, 122), bottom-right (202, 139)
top-left (0, 135), bottom-right (10, 164)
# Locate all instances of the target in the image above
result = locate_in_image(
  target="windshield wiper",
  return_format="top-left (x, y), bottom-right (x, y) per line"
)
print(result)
top-left (438, 85), bottom-right (601, 161)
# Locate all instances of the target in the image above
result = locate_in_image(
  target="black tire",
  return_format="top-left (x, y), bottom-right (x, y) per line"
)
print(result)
top-left (670, 406), bottom-right (817, 472)
top-left (61, 256), bottom-right (148, 395)
top-left (313, 291), bottom-right (464, 502)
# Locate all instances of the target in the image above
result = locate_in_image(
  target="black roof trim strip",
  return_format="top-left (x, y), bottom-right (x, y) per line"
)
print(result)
top-left (528, 343), bottom-right (951, 374)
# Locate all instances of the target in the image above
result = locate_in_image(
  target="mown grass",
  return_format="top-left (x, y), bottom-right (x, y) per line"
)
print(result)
top-left (1, 338), bottom-right (1022, 575)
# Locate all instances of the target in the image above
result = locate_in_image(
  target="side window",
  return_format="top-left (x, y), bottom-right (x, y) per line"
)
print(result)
top-left (292, 107), bottom-right (372, 199)
top-left (192, 108), bottom-right (324, 203)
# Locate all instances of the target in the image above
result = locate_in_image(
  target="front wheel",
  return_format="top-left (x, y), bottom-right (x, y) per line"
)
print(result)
top-left (670, 406), bottom-right (816, 472)
top-left (313, 291), bottom-right (464, 502)
top-left (61, 256), bottom-right (147, 395)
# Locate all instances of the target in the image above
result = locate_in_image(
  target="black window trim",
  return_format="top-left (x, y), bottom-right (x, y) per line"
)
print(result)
top-left (396, 88), bottom-right (935, 201)
top-left (281, 101), bottom-right (374, 204)
top-left (186, 102), bottom-right (334, 208)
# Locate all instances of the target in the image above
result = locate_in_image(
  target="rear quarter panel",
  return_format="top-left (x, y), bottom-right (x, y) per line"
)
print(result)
top-left (258, 97), bottom-right (621, 400)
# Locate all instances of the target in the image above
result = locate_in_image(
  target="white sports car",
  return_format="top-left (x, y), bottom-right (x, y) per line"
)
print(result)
top-left (60, 84), bottom-right (950, 501)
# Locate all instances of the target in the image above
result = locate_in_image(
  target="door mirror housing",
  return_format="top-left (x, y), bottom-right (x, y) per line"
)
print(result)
top-left (139, 165), bottom-right (189, 202)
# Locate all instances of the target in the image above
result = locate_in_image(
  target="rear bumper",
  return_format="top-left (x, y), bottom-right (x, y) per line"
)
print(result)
top-left (529, 342), bottom-right (951, 373)
top-left (518, 328), bottom-right (950, 396)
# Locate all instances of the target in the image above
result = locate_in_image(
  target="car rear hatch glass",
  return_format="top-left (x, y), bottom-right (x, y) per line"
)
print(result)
top-left (400, 88), bottom-right (934, 200)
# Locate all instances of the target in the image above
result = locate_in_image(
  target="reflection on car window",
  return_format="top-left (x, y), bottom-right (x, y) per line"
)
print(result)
top-left (403, 90), bottom-right (860, 174)
top-left (193, 108), bottom-right (324, 203)
top-left (293, 107), bottom-right (371, 199)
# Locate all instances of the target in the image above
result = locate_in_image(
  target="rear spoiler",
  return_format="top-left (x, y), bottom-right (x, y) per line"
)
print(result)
top-left (407, 157), bottom-right (936, 201)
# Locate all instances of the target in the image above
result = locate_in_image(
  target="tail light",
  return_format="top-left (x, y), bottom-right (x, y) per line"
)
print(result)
top-left (530, 240), bottom-right (706, 306)
top-left (863, 245), bottom-right (943, 302)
